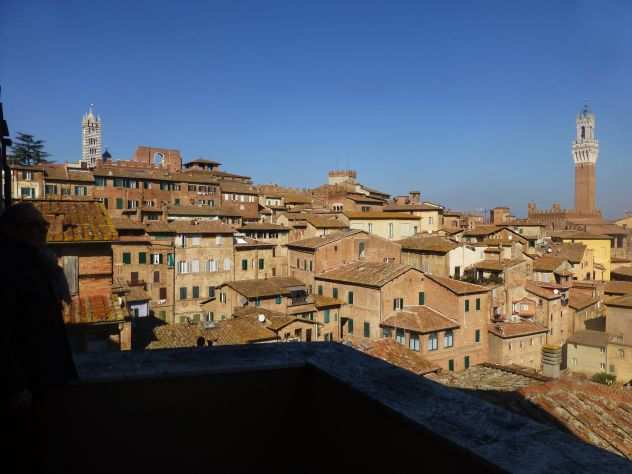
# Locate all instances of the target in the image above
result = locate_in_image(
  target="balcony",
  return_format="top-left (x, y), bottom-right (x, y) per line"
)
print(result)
top-left (35, 344), bottom-right (628, 473)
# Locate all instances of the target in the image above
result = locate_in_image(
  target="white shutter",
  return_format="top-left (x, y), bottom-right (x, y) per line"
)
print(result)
top-left (191, 260), bottom-right (200, 273)
top-left (224, 258), bottom-right (231, 271)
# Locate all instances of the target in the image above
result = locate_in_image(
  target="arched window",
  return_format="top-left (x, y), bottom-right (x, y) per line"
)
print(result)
top-left (154, 152), bottom-right (165, 166)
top-left (581, 126), bottom-right (585, 139)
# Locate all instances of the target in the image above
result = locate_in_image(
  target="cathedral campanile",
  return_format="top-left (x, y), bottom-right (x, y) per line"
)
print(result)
top-left (81, 105), bottom-right (101, 168)
top-left (572, 105), bottom-right (599, 214)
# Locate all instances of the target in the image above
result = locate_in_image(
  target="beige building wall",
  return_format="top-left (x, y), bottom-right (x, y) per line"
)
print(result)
top-left (567, 343), bottom-right (607, 375)
top-left (563, 237), bottom-right (611, 280)
top-left (607, 342), bottom-right (632, 383)
top-left (488, 333), bottom-right (546, 370)
top-left (349, 217), bottom-right (420, 240)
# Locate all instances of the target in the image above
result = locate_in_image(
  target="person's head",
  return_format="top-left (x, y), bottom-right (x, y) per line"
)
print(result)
top-left (0, 202), bottom-right (50, 248)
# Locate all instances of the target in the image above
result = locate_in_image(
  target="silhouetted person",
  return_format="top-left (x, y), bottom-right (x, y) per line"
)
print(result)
top-left (0, 202), bottom-right (77, 472)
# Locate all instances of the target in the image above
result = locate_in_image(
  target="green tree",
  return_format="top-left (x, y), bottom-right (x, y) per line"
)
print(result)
top-left (10, 132), bottom-right (51, 165)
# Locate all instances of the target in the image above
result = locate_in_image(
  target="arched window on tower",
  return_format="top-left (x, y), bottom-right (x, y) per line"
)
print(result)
top-left (581, 126), bottom-right (585, 139)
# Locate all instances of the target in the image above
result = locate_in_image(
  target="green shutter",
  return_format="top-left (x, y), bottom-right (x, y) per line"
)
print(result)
top-left (324, 309), bottom-right (330, 323)
top-left (363, 322), bottom-right (370, 338)
top-left (193, 286), bottom-right (199, 298)
top-left (159, 254), bottom-right (164, 264)
top-left (348, 319), bottom-right (354, 334)
top-left (464, 356), bottom-right (470, 369)
top-left (318, 285), bottom-right (323, 296)
top-left (116, 198), bottom-right (123, 209)
top-left (465, 300), bottom-right (470, 312)
top-left (167, 253), bottom-right (175, 267)
top-left (275, 295), bottom-right (282, 304)
top-left (180, 287), bottom-right (187, 300)
top-left (333, 288), bottom-right (338, 299)
top-left (242, 259), bottom-right (248, 270)
top-left (418, 291), bottom-right (425, 305)
top-left (348, 291), bottom-right (354, 304)
top-left (448, 359), bottom-right (454, 371)
top-left (475, 329), bottom-right (480, 343)
top-left (476, 298), bottom-right (481, 311)
top-left (122, 252), bottom-right (131, 264)
top-left (258, 258), bottom-right (264, 270)
top-left (139, 252), bottom-right (147, 264)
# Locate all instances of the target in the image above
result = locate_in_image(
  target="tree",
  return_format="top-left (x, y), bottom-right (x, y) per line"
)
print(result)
top-left (10, 132), bottom-right (51, 166)
top-left (591, 372), bottom-right (616, 386)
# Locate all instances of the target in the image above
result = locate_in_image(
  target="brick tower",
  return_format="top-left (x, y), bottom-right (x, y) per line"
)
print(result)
top-left (81, 105), bottom-right (101, 168)
top-left (572, 105), bottom-right (599, 214)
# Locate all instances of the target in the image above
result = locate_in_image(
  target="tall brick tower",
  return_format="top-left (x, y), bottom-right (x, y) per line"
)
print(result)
top-left (81, 105), bottom-right (101, 168)
top-left (572, 105), bottom-right (599, 214)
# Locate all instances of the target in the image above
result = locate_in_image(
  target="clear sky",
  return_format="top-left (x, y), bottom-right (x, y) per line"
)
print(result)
top-left (2, 1), bottom-right (631, 218)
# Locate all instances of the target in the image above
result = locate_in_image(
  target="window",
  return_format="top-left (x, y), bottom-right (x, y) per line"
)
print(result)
top-left (444, 330), bottom-right (454, 348)
top-left (223, 258), bottom-right (232, 271)
top-left (219, 292), bottom-right (226, 304)
top-left (393, 297), bottom-right (403, 310)
top-left (418, 292), bottom-right (425, 305)
top-left (309, 260), bottom-right (313, 272)
top-left (428, 333), bottom-right (438, 351)
top-left (347, 319), bottom-right (354, 335)
top-left (122, 252), bottom-right (131, 264)
top-left (476, 298), bottom-right (481, 311)
top-left (116, 198), bottom-right (124, 209)
top-left (150, 253), bottom-right (162, 265)
top-left (192, 286), bottom-right (200, 299)
top-left (395, 329), bottom-right (405, 344)
top-left (323, 309), bottom-right (330, 323)
top-left (464, 300), bottom-right (470, 312)
top-left (23, 170), bottom-right (33, 180)
top-left (348, 291), bottom-right (354, 304)
top-left (138, 252), bottom-right (147, 264)
top-left (208, 259), bottom-right (218, 272)
top-left (177, 261), bottom-right (188, 273)
top-left (383, 327), bottom-right (392, 338)
top-left (464, 356), bottom-right (470, 369)
top-left (619, 349), bottom-right (625, 359)
top-left (215, 235), bottom-right (223, 246)
top-left (367, 223), bottom-right (373, 233)
top-left (296, 258), bottom-right (300, 268)
top-left (45, 184), bottom-right (58, 195)
top-left (363, 322), bottom-right (370, 338)
top-left (205, 312), bottom-right (214, 322)
top-left (409, 333), bottom-right (420, 352)
top-left (448, 359), bottom-right (454, 371)
top-left (174, 198), bottom-right (180, 205)
top-left (159, 287), bottom-right (167, 300)
top-left (600, 362), bottom-right (606, 370)
top-left (388, 223), bottom-right (394, 239)
top-left (259, 258), bottom-right (265, 270)
top-left (153, 271), bottom-right (160, 283)
top-left (275, 295), bottom-right (282, 304)
top-left (359, 241), bottom-right (366, 257)
top-left (179, 287), bottom-right (187, 300)
top-left (63, 256), bottom-right (79, 295)
top-left (241, 259), bottom-right (248, 271)
top-left (191, 235), bottom-right (201, 246)
top-left (318, 285), bottom-right (323, 296)
top-left (332, 288), bottom-right (338, 299)
top-left (475, 329), bottom-right (480, 343)
top-left (191, 260), bottom-right (200, 273)
top-left (208, 287), bottom-right (215, 298)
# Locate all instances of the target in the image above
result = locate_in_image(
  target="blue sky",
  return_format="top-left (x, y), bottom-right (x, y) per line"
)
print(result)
top-left (2, 1), bottom-right (631, 218)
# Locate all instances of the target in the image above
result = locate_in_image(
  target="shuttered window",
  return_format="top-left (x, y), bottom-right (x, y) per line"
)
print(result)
top-left (122, 253), bottom-right (131, 264)
top-left (139, 252), bottom-right (147, 264)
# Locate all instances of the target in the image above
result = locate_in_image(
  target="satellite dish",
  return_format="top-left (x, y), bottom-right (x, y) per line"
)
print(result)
top-left (258, 314), bottom-right (266, 323)
top-left (553, 289), bottom-right (559, 294)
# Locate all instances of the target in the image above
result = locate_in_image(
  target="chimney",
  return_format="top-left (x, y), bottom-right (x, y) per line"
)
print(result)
top-left (409, 191), bottom-right (420, 204)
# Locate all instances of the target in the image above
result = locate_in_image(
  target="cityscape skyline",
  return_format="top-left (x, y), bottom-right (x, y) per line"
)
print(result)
top-left (2, 1), bottom-right (632, 218)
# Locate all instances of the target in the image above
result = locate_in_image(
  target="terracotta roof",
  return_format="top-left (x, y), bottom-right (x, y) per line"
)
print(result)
top-left (361, 185), bottom-right (390, 197)
top-left (224, 277), bottom-right (306, 298)
top-left (147, 324), bottom-right (215, 349)
top-left (488, 321), bottom-right (548, 338)
top-left (344, 211), bottom-right (419, 220)
top-left (63, 295), bottom-right (127, 325)
top-left (145, 220), bottom-right (234, 235)
top-left (585, 224), bottom-right (628, 236)
top-left (568, 294), bottom-right (600, 310)
top-left (471, 259), bottom-right (525, 271)
top-left (612, 266), bottom-right (632, 278)
top-left (43, 165), bottom-right (94, 183)
top-left (219, 181), bottom-right (258, 194)
top-left (552, 230), bottom-right (612, 241)
top-left (354, 338), bottom-right (440, 375)
top-left (425, 274), bottom-right (488, 295)
top-left (316, 262), bottom-right (414, 287)
top-left (185, 159), bottom-right (221, 166)
top-left (525, 281), bottom-right (563, 300)
top-left (567, 330), bottom-right (611, 347)
top-left (611, 257), bottom-right (631, 263)
top-left (283, 194), bottom-right (312, 204)
top-left (232, 306), bottom-right (318, 332)
top-left (207, 318), bottom-right (278, 345)
top-left (462, 225), bottom-right (500, 237)
top-left (533, 256), bottom-right (568, 272)
top-left (606, 294), bottom-right (632, 309)
top-left (286, 229), bottom-right (365, 250)
top-left (345, 193), bottom-right (385, 204)
top-left (93, 165), bottom-right (175, 181)
top-left (313, 295), bottom-right (344, 308)
top-left (31, 200), bottom-right (118, 242)
top-left (517, 378), bottom-right (632, 459)
top-left (550, 243), bottom-right (587, 264)
top-left (238, 223), bottom-right (291, 231)
top-left (398, 236), bottom-right (458, 253)
top-left (126, 286), bottom-right (151, 302)
top-left (382, 203), bottom-right (438, 212)
top-left (382, 306), bottom-right (459, 333)
top-left (111, 218), bottom-right (146, 231)
top-left (305, 214), bottom-right (348, 228)
top-left (172, 171), bottom-right (220, 184)
top-left (604, 281), bottom-right (632, 296)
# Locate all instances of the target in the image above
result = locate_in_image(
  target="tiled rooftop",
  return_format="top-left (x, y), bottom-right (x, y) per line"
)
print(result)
top-left (425, 274), bottom-right (489, 295)
top-left (286, 229), bottom-right (364, 249)
top-left (354, 338), bottom-right (440, 375)
top-left (316, 261), bottom-right (414, 287)
top-left (397, 235), bottom-right (458, 253)
top-left (488, 321), bottom-right (548, 338)
top-left (63, 295), bottom-right (128, 324)
top-left (224, 277), bottom-right (306, 298)
top-left (382, 306), bottom-right (459, 333)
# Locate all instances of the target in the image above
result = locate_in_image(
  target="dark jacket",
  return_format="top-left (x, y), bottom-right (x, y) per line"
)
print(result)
top-left (1, 238), bottom-right (77, 399)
